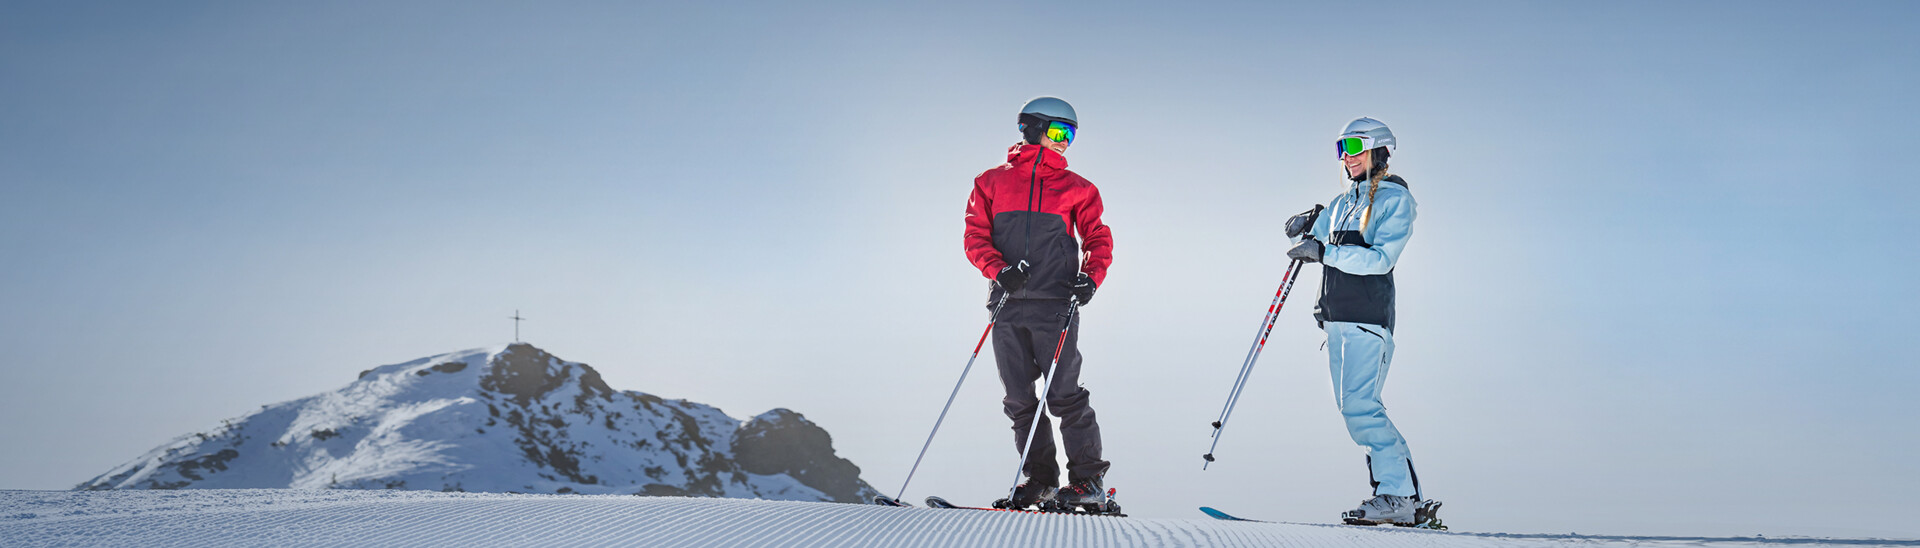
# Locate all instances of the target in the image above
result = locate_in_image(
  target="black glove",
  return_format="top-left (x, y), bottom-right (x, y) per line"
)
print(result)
top-left (996, 260), bottom-right (1030, 292)
top-left (1286, 238), bottom-right (1324, 263)
top-left (1284, 204), bottom-right (1325, 239)
top-left (1071, 272), bottom-right (1097, 305)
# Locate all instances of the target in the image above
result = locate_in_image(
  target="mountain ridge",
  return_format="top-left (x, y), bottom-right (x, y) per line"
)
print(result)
top-left (77, 343), bottom-right (879, 503)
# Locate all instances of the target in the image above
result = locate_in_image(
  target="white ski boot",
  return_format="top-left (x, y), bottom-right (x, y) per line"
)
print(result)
top-left (1342, 494), bottom-right (1445, 529)
top-left (1341, 494), bottom-right (1418, 526)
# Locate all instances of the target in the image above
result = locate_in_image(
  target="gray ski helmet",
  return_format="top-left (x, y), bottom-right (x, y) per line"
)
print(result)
top-left (1020, 97), bottom-right (1078, 127)
top-left (1340, 117), bottom-right (1396, 153)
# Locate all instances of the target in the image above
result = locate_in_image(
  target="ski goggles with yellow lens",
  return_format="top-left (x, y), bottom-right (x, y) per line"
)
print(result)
top-left (1336, 135), bottom-right (1374, 158)
top-left (1046, 121), bottom-right (1076, 145)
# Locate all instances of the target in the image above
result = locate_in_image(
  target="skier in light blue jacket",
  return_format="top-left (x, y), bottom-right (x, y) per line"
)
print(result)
top-left (1284, 117), bottom-right (1438, 527)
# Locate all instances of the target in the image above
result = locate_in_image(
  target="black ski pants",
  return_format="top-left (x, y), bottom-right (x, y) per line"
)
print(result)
top-left (992, 299), bottom-right (1109, 485)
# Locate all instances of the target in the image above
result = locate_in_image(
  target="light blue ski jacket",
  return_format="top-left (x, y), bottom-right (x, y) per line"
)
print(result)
top-left (1309, 175), bottom-right (1416, 329)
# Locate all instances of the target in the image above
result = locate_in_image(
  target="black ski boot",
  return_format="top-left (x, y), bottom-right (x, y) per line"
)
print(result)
top-left (992, 480), bottom-right (1056, 510)
top-left (1048, 476), bottom-right (1123, 515)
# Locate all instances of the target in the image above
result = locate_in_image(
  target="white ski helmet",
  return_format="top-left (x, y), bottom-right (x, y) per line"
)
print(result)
top-left (1020, 96), bottom-right (1078, 126)
top-left (1338, 117), bottom-right (1396, 154)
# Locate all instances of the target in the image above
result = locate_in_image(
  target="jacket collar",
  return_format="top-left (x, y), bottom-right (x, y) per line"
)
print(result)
top-left (1345, 174), bottom-right (1408, 192)
top-left (1006, 143), bottom-right (1068, 173)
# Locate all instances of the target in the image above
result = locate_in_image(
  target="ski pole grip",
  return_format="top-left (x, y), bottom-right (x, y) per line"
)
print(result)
top-left (1284, 204), bottom-right (1325, 239)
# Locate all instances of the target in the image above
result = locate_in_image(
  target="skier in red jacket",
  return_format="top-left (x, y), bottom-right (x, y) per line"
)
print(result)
top-left (963, 97), bottom-right (1113, 510)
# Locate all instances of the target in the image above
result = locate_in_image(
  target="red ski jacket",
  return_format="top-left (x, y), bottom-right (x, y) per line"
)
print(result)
top-left (964, 144), bottom-right (1113, 302)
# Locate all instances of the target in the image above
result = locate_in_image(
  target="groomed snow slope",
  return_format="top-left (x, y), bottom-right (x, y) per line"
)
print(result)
top-left (3, 490), bottom-right (1915, 547)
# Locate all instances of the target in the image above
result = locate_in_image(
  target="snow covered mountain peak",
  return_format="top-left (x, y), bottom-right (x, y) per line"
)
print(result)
top-left (78, 343), bottom-right (880, 503)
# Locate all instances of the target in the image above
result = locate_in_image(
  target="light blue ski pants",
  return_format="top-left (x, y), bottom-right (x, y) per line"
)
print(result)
top-left (1325, 321), bottom-right (1416, 497)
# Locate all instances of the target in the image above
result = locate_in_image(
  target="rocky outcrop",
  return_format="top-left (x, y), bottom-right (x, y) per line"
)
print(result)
top-left (733, 409), bottom-right (873, 504)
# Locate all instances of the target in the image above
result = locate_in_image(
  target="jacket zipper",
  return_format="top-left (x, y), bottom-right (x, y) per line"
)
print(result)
top-left (1021, 149), bottom-right (1043, 297)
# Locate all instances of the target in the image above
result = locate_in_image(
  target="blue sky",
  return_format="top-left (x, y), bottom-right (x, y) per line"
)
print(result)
top-left (3, 1), bottom-right (1916, 538)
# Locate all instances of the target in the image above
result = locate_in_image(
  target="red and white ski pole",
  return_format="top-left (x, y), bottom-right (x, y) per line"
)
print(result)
top-left (1006, 296), bottom-right (1080, 502)
top-left (1203, 258), bottom-right (1305, 469)
top-left (884, 292), bottom-right (1011, 505)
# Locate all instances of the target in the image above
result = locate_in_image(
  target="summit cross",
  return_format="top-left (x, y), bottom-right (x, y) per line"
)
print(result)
top-left (510, 310), bottom-right (527, 342)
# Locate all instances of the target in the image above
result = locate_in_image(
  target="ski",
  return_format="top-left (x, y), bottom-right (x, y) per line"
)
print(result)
top-left (922, 493), bottom-right (1126, 517)
top-left (1198, 506), bottom-right (1266, 522)
top-left (1201, 501), bottom-right (1448, 530)
top-left (920, 496), bottom-right (1045, 515)
top-left (925, 496), bottom-right (999, 511)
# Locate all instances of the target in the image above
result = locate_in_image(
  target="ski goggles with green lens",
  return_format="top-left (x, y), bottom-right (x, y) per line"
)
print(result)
top-left (1336, 135), bottom-right (1374, 158)
top-left (1046, 121), bottom-right (1076, 145)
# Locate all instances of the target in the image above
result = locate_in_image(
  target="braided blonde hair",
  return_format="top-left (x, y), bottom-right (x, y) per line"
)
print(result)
top-left (1361, 164), bottom-right (1390, 231)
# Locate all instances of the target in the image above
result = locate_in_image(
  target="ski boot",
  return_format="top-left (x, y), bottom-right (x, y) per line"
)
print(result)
top-left (1340, 494), bottom-right (1418, 526)
top-left (1047, 477), bottom-right (1123, 516)
top-left (991, 481), bottom-right (1055, 510)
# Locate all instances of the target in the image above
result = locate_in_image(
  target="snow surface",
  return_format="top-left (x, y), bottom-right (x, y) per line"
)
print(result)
top-left (3, 489), bottom-right (1914, 548)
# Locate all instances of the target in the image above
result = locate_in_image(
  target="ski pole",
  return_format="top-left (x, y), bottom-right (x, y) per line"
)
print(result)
top-left (890, 292), bottom-right (1011, 504)
top-left (1209, 260), bottom-right (1296, 434)
top-left (1006, 297), bottom-right (1080, 503)
top-left (1203, 258), bottom-right (1304, 469)
top-left (1217, 258), bottom-right (1306, 435)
